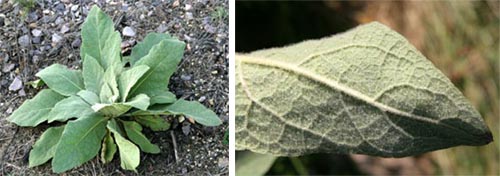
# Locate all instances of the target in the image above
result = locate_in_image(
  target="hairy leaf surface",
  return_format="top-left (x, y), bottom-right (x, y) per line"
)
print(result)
top-left (122, 121), bottom-right (160, 154)
top-left (7, 89), bottom-right (65, 126)
top-left (48, 96), bottom-right (94, 122)
top-left (235, 22), bottom-right (493, 157)
top-left (82, 55), bottom-right (104, 94)
top-left (107, 119), bottom-right (140, 172)
top-left (134, 115), bottom-right (171, 131)
top-left (129, 39), bottom-right (185, 100)
top-left (165, 99), bottom-right (222, 126)
top-left (129, 33), bottom-right (173, 66)
top-left (29, 126), bottom-right (65, 167)
top-left (101, 131), bottom-right (117, 164)
top-left (80, 6), bottom-right (122, 72)
top-left (52, 114), bottom-right (107, 173)
top-left (36, 64), bottom-right (84, 96)
top-left (118, 65), bottom-right (150, 102)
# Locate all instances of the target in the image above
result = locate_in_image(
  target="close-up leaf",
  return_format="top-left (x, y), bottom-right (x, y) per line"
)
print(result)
top-left (118, 65), bottom-right (150, 102)
top-left (129, 33), bottom-right (173, 66)
top-left (77, 90), bottom-right (100, 105)
top-left (47, 95), bottom-right (94, 123)
top-left (7, 89), bottom-right (65, 126)
top-left (29, 126), bottom-right (65, 168)
top-left (122, 121), bottom-right (160, 154)
top-left (80, 6), bottom-right (122, 73)
top-left (150, 91), bottom-right (177, 105)
top-left (165, 99), bottom-right (222, 126)
top-left (100, 66), bottom-right (119, 104)
top-left (35, 64), bottom-right (84, 96)
top-left (134, 115), bottom-right (171, 131)
top-left (235, 22), bottom-right (492, 157)
top-left (128, 39), bottom-right (185, 100)
top-left (82, 54), bottom-right (105, 94)
top-left (236, 151), bottom-right (277, 176)
top-left (107, 119), bottom-right (140, 172)
top-left (100, 131), bottom-right (117, 164)
top-left (52, 114), bottom-right (107, 173)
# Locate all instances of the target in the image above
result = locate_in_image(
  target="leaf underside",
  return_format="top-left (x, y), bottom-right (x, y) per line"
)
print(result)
top-left (235, 22), bottom-right (493, 157)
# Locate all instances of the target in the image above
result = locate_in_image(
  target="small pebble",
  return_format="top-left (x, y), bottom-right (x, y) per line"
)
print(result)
top-left (185, 12), bottom-right (193, 20)
top-left (52, 33), bottom-right (63, 43)
top-left (2, 63), bottom-right (15, 72)
top-left (19, 89), bottom-right (26, 96)
top-left (185, 4), bottom-right (192, 11)
top-left (71, 38), bottom-right (81, 48)
top-left (172, 0), bottom-right (179, 7)
top-left (182, 125), bottom-right (191, 135)
top-left (32, 37), bottom-right (41, 44)
top-left (18, 35), bottom-right (30, 47)
top-left (181, 74), bottom-right (191, 81)
top-left (122, 26), bottom-right (136, 37)
top-left (198, 96), bottom-right (206, 102)
top-left (31, 29), bottom-right (42, 37)
top-left (60, 25), bottom-right (70, 33)
top-left (71, 4), bottom-right (79, 11)
top-left (9, 77), bottom-right (23, 91)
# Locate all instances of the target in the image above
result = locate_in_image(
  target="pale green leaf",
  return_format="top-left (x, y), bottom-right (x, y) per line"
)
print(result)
top-left (92, 103), bottom-right (131, 118)
top-left (165, 99), bottom-right (222, 126)
top-left (82, 54), bottom-right (104, 94)
top-left (128, 39), bottom-right (186, 99)
top-left (100, 131), bottom-right (117, 164)
top-left (7, 89), bottom-right (65, 126)
top-left (124, 94), bottom-right (150, 110)
top-left (150, 91), bottom-right (176, 105)
top-left (129, 33), bottom-right (173, 66)
top-left (52, 114), bottom-right (107, 173)
top-left (107, 119), bottom-right (140, 172)
top-left (35, 64), bottom-right (84, 96)
top-left (77, 90), bottom-right (100, 105)
top-left (134, 115), bottom-right (170, 131)
top-left (27, 79), bottom-right (45, 89)
top-left (47, 96), bottom-right (94, 123)
top-left (29, 126), bottom-right (65, 167)
top-left (236, 151), bottom-right (277, 176)
top-left (235, 22), bottom-right (493, 157)
top-left (122, 121), bottom-right (160, 154)
top-left (100, 66), bottom-right (119, 104)
top-left (80, 6), bottom-right (122, 73)
top-left (118, 65), bottom-right (150, 102)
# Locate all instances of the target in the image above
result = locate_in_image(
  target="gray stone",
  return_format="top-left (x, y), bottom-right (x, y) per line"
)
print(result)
top-left (60, 24), bottom-right (70, 33)
top-left (9, 77), bottom-right (23, 91)
top-left (52, 33), bottom-right (63, 43)
top-left (71, 38), bottom-right (81, 48)
top-left (18, 35), bottom-right (30, 47)
top-left (31, 29), bottom-right (42, 37)
top-left (122, 26), bottom-right (136, 37)
top-left (2, 63), bottom-right (15, 72)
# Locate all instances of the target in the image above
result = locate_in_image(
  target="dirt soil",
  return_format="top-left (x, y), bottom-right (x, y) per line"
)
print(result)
top-left (0, 0), bottom-right (228, 175)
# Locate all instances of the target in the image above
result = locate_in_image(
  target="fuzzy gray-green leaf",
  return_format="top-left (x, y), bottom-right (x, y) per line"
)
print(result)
top-left (80, 6), bottom-right (122, 73)
top-left (29, 126), bottom-right (65, 167)
top-left (36, 64), bottom-right (84, 96)
top-left (48, 96), bottom-right (94, 122)
top-left (128, 39), bottom-right (185, 99)
top-left (82, 54), bottom-right (104, 94)
top-left (52, 114), bottom-right (107, 173)
top-left (7, 89), bottom-right (65, 126)
top-left (165, 99), bottom-right (222, 126)
top-left (129, 33), bottom-right (173, 66)
top-left (235, 22), bottom-right (492, 157)
top-left (122, 121), bottom-right (160, 154)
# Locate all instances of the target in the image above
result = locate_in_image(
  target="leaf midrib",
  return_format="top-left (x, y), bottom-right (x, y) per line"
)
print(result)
top-left (237, 55), bottom-right (468, 135)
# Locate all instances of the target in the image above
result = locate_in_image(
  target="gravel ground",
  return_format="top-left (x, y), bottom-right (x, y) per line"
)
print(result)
top-left (0, 0), bottom-right (228, 175)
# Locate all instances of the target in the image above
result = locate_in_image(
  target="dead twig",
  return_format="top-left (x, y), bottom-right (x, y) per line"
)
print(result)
top-left (170, 131), bottom-right (179, 163)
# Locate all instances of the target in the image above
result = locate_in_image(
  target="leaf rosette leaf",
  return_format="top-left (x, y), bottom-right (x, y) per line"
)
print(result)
top-left (7, 5), bottom-right (222, 173)
top-left (235, 22), bottom-right (492, 157)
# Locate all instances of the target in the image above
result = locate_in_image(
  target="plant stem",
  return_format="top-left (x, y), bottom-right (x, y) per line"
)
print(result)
top-left (290, 157), bottom-right (307, 175)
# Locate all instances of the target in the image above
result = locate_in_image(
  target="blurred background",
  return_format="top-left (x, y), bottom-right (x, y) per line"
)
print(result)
top-left (236, 1), bottom-right (499, 175)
